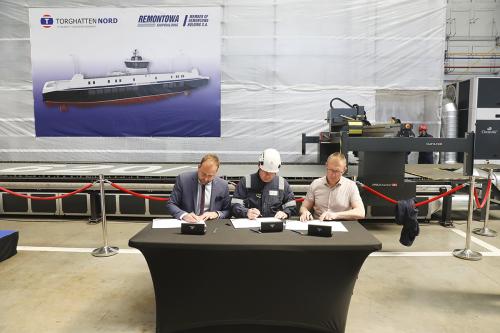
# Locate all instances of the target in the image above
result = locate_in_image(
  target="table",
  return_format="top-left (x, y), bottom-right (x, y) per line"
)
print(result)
top-left (129, 220), bottom-right (381, 333)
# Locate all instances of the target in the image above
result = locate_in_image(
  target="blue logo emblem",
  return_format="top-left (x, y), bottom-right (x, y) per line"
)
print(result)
top-left (40, 14), bottom-right (53, 28)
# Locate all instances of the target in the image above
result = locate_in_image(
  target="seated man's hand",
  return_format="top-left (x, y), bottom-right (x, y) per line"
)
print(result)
top-left (183, 213), bottom-right (202, 223)
top-left (300, 211), bottom-right (313, 222)
top-left (247, 208), bottom-right (260, 220)
top-left (274, 211), bottom-right (288, 220)
top-left (319, 211), bottom-right (337, 221)
top-left (200, 211), bottom-right (219, 221)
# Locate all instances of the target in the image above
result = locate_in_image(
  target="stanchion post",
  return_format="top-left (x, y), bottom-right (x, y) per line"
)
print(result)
top-left (88, 190), bottom-right (102, 224)
top-left (439, 186), bottom-right (453, 227)
top-left (453, 176), bottom-right (482, 261)
top-left (92, 174), bottom-right (119, 257)
top-left (473, 168), bottom-right (496, 237)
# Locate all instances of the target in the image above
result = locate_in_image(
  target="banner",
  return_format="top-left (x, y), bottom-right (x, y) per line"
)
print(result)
top-left (29, 8), bottom-right (221, 137)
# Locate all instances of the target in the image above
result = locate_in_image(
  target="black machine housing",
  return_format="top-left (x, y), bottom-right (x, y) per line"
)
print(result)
top-left (302, 97), bottom-right (399, 163)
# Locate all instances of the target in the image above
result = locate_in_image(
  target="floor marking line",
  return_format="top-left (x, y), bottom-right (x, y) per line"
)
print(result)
top-left (371, 252), bottom-right (453, 257)
top-left (17, 246), bottom-right (140, 254)
top-left (16, 246), bottom-right (500, 257)
top-left (370, 251), bottom-right (500, 257)
top-left (449, 228), bottom-right (500, 252)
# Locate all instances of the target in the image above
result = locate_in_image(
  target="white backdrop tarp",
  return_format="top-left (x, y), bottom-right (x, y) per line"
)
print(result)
top-left (0, 0), bottom-right (446, 163)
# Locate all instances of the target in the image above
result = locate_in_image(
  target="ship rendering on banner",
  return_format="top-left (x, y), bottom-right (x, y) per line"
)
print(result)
top-left (42, 49), bottom-right (209, 107)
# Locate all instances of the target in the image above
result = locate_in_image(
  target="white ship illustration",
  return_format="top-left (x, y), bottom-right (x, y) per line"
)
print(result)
top-left (42, 50), bottom-right (209, 106)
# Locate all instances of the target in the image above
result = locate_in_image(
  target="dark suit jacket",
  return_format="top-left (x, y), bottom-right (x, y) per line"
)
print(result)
top-left (166, 171), bottom-right (231, 219)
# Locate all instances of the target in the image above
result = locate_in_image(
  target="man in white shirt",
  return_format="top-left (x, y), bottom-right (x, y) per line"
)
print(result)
top-left (299, 152), bottom-right (365, 221)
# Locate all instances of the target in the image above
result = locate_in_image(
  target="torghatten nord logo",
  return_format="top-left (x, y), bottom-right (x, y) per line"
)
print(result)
top-left (39, 14), bottom-right (118, 28)
top-left (40, 14), bottom-right (53, 28)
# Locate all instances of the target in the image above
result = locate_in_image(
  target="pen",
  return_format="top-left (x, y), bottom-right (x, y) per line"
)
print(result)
top-left (290, 229), bottom-right (305, 236)
top-left (249, 208), bottom-right (261, 218)
top-left (250, 228), bottom-right (261, 234)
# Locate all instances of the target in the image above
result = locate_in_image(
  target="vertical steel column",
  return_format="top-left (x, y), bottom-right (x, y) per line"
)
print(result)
top-left (453, 176), bottom-right (482, 260)
top-left (473, 168), bottom-right (497, 237)
top-left (92, 174), bottom-right (119, 257)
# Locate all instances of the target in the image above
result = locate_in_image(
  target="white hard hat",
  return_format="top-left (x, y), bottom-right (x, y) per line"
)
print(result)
top-left (258, 148), bottom-right (281, 173)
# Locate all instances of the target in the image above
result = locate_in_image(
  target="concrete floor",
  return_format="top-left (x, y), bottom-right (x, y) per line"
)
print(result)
top-left (1, 210), bottom-right (500, 333)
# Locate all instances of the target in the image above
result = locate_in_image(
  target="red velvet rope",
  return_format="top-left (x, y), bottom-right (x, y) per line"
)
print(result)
top-left (0, 177), bottom-right (480, 209)
top-left (357, 181), bottom-right (467, 207)
top-left (0, 183), bottom-right (94, 200)
top-left (110, 181), bottom-right (305, 203)
top-left (414, 184), bottom-right (466, 207)
top-left (473, 179), bottom-right (492, 209)
top-left (109, 182), bottom-right (170, 201)
top-left (359, 184), bottom-right (398, 204)
top-left (111, 182), bottom-right (306, 203)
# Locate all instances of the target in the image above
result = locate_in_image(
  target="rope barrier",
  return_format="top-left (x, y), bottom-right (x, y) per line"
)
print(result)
top-left (108, 182), bottom-right (170, 201)
top-left (0, 176), bottom-right (484, 209)
top-left (0, 183), bottom-right (95, 200)
top-left (110, 182), bottom-right (305, 203)
top-left (414, 184), bottom-right (466, 207)
top-left (473, 179), bottom-right (492, 209)
top-left (356, 181), bottom-right (466, 207)
top-left (110, 180), bottom-right (306, 203)
top-left (357, 182), bottom-right (397, 204)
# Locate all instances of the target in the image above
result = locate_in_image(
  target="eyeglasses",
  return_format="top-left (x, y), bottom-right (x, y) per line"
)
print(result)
top-left (326, 168), bottom-right (343, 174)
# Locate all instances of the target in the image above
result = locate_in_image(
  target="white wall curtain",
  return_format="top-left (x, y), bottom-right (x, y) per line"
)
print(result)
top-left (0, 0), bottom-right (446, 163)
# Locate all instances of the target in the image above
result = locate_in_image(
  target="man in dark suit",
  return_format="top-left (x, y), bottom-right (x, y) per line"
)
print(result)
top-left (167, 154), bottom-right (231, 222)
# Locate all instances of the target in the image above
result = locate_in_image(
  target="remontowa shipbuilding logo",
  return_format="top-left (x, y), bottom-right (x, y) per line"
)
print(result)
top-left (138, 15), bottom-right (180, 27)
top-left (137, 14), bottom-right (209, 27)
top-left (40, 14), bottom-right (118, 28)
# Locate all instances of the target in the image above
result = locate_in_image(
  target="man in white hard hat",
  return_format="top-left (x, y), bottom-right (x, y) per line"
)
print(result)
top-left (231, 148), bottom-right (297, 219)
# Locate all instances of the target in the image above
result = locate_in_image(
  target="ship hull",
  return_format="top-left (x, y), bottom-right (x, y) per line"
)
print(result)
top-left (42, 78), bottom-right (208, 104)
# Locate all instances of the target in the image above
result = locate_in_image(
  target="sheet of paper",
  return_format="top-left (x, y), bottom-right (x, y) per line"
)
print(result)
top-left (152, 219), bottom-right (206, 229)
top-left (285, 220), bottom-right (348, 232)
top-left (152, 219), bottom-right (182, 229)
top-left (230, 219), bottom-right (261, 228)
top-left (257, 217), bottom-right (282, 223)
top-left (285, 220), bottom-right (309, 231)
top-left (309, 221), bottom-right (348, 232)
top-left (230, 217), bottom-right (283, 228)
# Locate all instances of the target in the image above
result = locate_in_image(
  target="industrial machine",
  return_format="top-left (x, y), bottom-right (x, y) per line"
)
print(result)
top-left (340, 132), bottom-right (476, 219)
top-left (300, 97), bottom-right (494, 221)
top-left (445, 77), bottom-right (500, 163)
top-left (302, 98), bottom-right (400, 163)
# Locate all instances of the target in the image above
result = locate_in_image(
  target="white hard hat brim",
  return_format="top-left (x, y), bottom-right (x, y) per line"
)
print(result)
top-left (259, 165), bottom-right (279, 173)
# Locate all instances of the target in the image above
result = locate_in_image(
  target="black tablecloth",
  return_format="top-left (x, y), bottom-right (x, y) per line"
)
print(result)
top-left (129, 220), bottom-right (381, 333)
